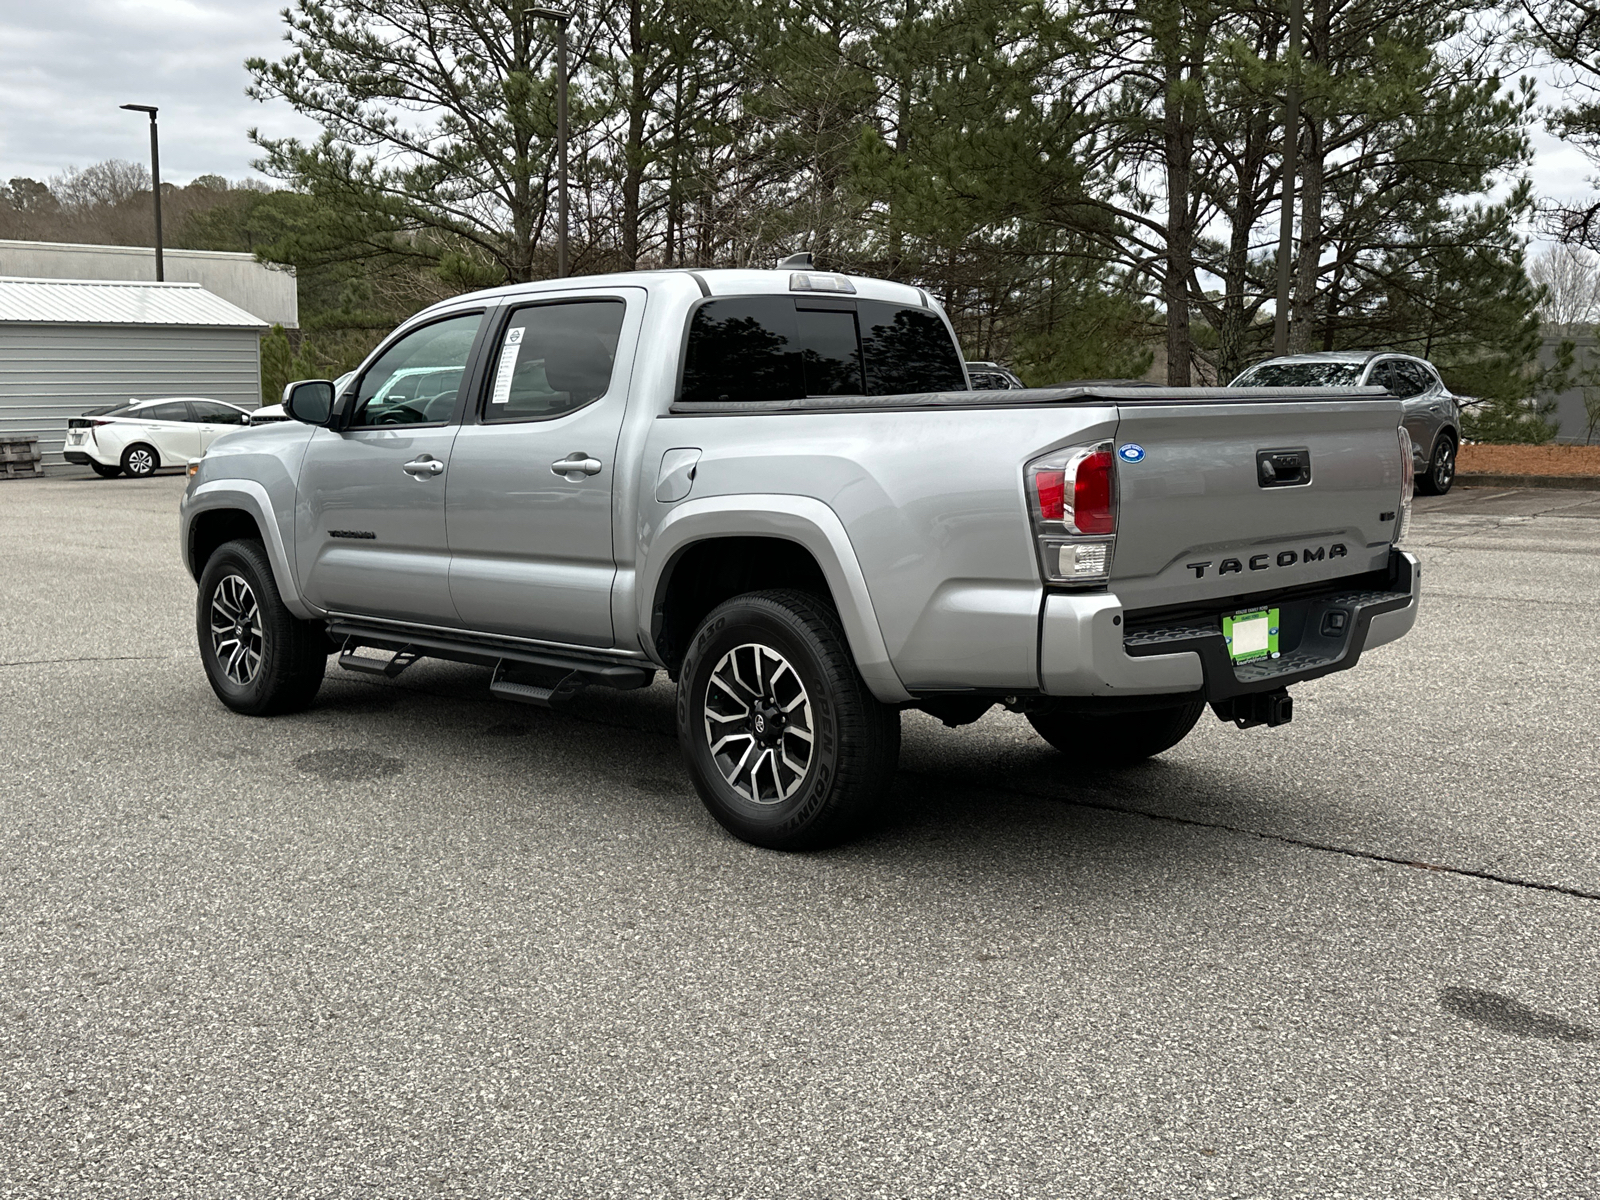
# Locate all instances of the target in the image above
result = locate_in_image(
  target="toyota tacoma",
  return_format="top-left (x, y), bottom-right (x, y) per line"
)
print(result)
top-left (180, 266), bottom-right (1420, 849)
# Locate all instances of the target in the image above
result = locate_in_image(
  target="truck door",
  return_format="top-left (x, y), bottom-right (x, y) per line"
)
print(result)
top-left (294, 310), bottom-right (487, 624)
top-left (445, 290), bottom-right (644, 647)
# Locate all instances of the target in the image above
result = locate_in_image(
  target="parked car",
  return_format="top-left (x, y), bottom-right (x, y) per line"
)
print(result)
top-left (250, 404), bottom-right (289, 426)
top-left (967, 361), bottom-right (1025, 390)
top-left (1229, 352), bottom-right (1460, 494)
top-left (251, 373), bottom-right (355, 426)
top-left (182, 267), bottom-right (1419, 851)
top-left (65, 398), bottom-right (253, 478)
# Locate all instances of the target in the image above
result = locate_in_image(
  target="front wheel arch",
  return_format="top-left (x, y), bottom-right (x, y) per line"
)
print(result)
top-left (189, 507), bottom-right (266, 584)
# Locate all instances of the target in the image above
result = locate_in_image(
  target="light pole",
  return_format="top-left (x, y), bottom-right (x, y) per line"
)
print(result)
top-left (120, 104), bottom-right (164, 282)
top-left (528, 6), bottom-right (572, 278)
top-left (1272, 0), bottom-right (1303, 356)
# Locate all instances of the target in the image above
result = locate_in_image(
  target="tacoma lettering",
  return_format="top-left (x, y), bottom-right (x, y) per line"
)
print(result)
top-left (1182, 542), bottom-right (1348, 578)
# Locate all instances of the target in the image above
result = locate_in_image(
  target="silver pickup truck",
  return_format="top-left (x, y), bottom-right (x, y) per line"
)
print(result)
top-left (180, 266), bottom-right (1420, 849)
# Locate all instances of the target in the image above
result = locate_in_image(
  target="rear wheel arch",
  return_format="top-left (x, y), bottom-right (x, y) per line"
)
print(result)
top-left (638, 497), bottom-right (911, 703)
top-left (651, 535), bottom-right (834, 677)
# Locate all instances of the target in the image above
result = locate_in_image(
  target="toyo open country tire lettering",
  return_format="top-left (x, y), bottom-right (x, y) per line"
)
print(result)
top-left (196, 538), bottom-right (327, 716)
top-left (121, 443), bottom-right (159, 478)
top-left (1027, 699), bottom-right (1207, 767)
top-left (678, 589), bottom-right (900, 851)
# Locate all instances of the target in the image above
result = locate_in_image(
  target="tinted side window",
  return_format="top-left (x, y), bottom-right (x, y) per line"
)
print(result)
top-left (859, 302), bottom-right (965, 394)
top-left (680, 298), bottom-right (804, 404)
top-left (192, 400), bottom-right (248, 424)
top-left (483, 300), bottom-right (626, 422)
top-left (351, 313), bottom-right (482, 427)
top-left (142, 402), bottom-right (192, 422)
top-left (1399, 362), bottom-right (1432, 396)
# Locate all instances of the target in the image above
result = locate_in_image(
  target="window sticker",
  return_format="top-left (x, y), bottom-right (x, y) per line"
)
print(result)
top-left (490, 326), bottom-right (525, 404)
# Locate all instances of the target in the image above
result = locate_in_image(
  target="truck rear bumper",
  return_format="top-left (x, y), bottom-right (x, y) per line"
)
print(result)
top-left (1040, 549), bottom-right (1420, 699)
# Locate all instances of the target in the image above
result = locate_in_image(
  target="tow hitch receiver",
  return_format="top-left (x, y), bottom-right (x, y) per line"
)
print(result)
top-left (1212, 688), bottom-right (1293, 730)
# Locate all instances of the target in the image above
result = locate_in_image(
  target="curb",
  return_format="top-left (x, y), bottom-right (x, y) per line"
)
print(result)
top-left (1456, 473), bottom-right (1600, 492)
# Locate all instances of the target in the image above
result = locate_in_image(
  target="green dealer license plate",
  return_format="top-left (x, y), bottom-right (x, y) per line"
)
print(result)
top-left (1223, 607), bottom-right (1280, 663)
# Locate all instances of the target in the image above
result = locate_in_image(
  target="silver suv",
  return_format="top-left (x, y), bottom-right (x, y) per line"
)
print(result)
top-left (1230, 352), bottom-right (1460, 495)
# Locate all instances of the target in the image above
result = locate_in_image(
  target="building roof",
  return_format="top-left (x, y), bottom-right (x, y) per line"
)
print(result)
top-left (0, 276), bottom-right (268, 330)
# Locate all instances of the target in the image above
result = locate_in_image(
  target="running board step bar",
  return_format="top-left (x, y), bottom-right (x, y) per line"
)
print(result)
top-left (488, 662), bottom-right (586, 708)
top-left (338, 640), bottom-right (421, 678)
top-left (325, 619), bottom-right (656, 692)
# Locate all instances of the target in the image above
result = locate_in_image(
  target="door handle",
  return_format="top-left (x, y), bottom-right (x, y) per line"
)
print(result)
top-left (551, 454), bottom-right (603, 478)
top-left (403, 456), bottom-right (445, 477)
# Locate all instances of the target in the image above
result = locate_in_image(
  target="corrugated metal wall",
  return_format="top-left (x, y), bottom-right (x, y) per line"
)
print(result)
top-left (0, 323), bottom-right (261, 463)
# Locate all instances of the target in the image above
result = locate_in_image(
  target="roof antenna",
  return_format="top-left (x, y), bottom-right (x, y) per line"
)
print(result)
top-left (776, 251), bottom-right (814, 269)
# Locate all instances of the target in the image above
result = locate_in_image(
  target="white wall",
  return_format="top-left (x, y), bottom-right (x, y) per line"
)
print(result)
top-left (0, 323), bottom-right (261, 462)
top-left (0, 240), bottom-right (297, 329)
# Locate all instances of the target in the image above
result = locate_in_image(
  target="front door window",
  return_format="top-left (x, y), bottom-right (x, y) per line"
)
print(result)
top-left (350, 314), bottom-right (481, 427)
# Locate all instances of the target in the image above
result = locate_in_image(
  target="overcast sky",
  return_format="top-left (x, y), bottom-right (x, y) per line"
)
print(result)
top-left (0, 0), bottom-right (317, 186)
top-left (0, 0), bottom-right (1590, 222)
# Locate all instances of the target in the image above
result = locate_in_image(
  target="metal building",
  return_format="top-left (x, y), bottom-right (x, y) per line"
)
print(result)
top-left (0, 277), bottom-right (267, 465)
top-left (0, 239), bottom-right (297, 329)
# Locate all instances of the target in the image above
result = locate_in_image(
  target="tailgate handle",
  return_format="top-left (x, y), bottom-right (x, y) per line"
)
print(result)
top-left (1257, 447), bottom-right (1311, 488)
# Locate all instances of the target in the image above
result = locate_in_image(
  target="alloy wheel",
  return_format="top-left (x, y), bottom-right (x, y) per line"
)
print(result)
top-left (209, 573), bottom-right (264, 685)
top-left (702, 642), bottom-right (814, 804)
top-left (126, 448), bottom-right (155, 477)
top-left (1435, 442), bottom-right (1455, 490)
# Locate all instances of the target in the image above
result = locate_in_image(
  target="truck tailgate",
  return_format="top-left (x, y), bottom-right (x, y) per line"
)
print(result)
top-left (1111, 397), bottom-right (1406, 611)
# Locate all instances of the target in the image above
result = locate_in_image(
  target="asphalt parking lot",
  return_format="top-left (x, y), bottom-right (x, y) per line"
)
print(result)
top-left (2, 475), bottom-right (1597, 1199)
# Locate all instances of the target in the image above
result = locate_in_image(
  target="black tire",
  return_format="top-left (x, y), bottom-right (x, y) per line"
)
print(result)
top-left (1027, 699), bottom-right (1206, 767)
top-left (196, 538), bottom-right (326, 716)
top-left (89, 462), bottom-right (122, 479)
top-left (677, 589), bottom-right (901, 850)
top-left (121, 443), bottom-right (159, 478)
top-left (1417, 433), bottom-right (1456, 496)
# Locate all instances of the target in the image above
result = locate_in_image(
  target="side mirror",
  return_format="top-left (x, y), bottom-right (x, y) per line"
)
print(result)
top-left (283, 379), bottom-right (335, 426)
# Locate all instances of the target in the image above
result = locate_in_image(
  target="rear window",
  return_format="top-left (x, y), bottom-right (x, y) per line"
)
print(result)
top-left (679, 297), bottom-right (964, 403)
top-left (1232, 362), bottom-right (1364, 388)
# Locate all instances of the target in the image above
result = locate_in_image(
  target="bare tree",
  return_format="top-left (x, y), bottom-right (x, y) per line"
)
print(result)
top-left (1529, 242), bottom-right (1600, 334)
top-left (50, 161), bottom-right (152, 211)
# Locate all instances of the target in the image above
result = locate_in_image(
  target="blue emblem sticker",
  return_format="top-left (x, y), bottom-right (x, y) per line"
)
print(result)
top-left (1118, 443), bottom-right (1145, 463)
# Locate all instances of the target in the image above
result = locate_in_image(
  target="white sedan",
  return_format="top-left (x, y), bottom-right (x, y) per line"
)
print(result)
top-left (64, 398), bottom-right (254, 478)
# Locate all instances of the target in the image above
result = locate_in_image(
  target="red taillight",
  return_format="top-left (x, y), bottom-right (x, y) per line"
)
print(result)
top-left (1035, 470), bottom-right (1065, 521)
top-left (1026, 439), bottom-right (1118, 585)
top-left (1073, 450), bottom-right (1115, 534)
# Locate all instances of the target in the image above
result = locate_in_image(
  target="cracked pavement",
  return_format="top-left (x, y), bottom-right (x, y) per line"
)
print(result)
top-left (1, 474), bottom-right (1597, 1199)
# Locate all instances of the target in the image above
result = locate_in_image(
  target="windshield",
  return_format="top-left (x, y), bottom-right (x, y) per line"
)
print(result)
top-left (1231, 362), bottom-right (1365, 388)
